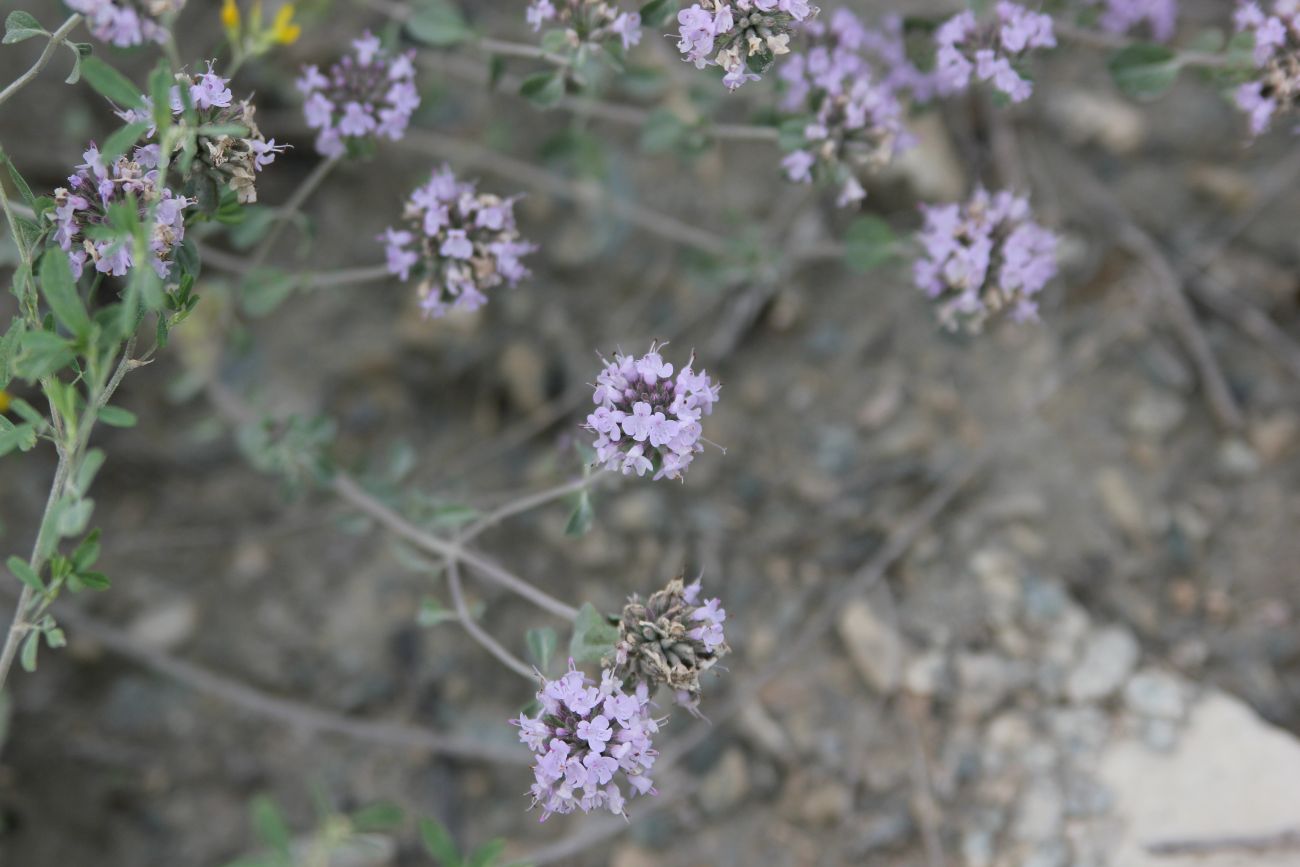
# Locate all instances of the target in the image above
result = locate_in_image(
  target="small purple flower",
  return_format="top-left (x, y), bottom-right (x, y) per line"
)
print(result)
top-left (1232, 2), bottom-right (1300, 137)
top-left (914, 189), bottom-right (1058, 331)
top-left (933, 2), bottom-right (1054, 103)
top-left (381, 166), bottom-right (535, 317)
top-left (526, 1), bottom-right (642, 53)
top-left (608, 575), bottom-right (730, 712)
top-left (65, 0), bottom-right (178, 47)
top-left (777, 8), bottom-right (912, 206)
top-left (298, 32), bottom-right (420, 157)
top-left (676, 0), bottom-right (817, 91)
top-left (584, 344), bottom-right (720, 481)
top-left (1092, 0), bottom-right (1178, 42)
top-left (512, 662), bottom-right (660, 820)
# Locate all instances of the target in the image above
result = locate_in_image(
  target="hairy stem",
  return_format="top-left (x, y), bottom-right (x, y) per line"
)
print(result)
top-left (0, 14), bottom-right (83, 110)
top-left (446, 558), bottom-right (536, 680)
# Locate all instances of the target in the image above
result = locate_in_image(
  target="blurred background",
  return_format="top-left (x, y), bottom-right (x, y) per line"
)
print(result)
top-left (1, 0), bottom-right (1299, 864)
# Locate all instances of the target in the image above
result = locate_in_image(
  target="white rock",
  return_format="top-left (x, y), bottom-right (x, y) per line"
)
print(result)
top-left (1098, 691), bottom-right (1300, 866)
top-left (1067, 627), bottom-right (1139, 703)
top-left (837, 598), bottom-right (904, 694)
top-left (127, 600), bottom-right (198, 651)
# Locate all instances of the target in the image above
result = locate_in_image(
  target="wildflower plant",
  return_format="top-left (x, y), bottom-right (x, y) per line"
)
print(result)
top-left (914, 189), bottom-right (1059, 331)
top-left (380, 165), bottom-right (536, 317)
top-left (935, 2), bottom-right (1056, 103)
top-left (1233, 1), bottom-right (1300, 136)
top-left (0, 0), bottom-right (1285, 850)
top-left (606, 575), bottom-right (730, 713)
top-left (778, 8), bottom-right (911, 206)
top-left (677, 0), bottom-right (819, 90)
top-left (585, 344), bottom-right (721, 480)
top-left (298, 32), bottom-right (420, 158)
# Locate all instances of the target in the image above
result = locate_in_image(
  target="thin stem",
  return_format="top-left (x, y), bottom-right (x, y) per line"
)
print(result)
top-left (245, 155), bottom-right (342, 274)
top-left (446, 558), bottom-right (536, 680)
top-left (1055, 22), bottom-right (1230, 68)
top-left (0, 452), bottom-right (71, 688)
top-left (476, 36), bottom-right (570, 68)
top-left (196, 242), bottom-right (391, 288)
top-left (458, 473), bottom-right (602, 545)
top-left (331, 473), bottom-right (579, 621)
top-left (0, 14), bottom-right (83, 110)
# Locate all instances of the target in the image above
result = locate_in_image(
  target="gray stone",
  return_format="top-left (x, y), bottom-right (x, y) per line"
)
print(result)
top-left (697, 748), bottom-right (749, 815)
top-left (1067, 627), bottom-right (1139, 703)
top-left (1126, 391), bottom-right (1187, 438)
top-left (956, 653), bottom-right (1016, 720)
top-left (1124, 669), bottom-right (1188, 720)
top-left (837, 598), bottom-right (904, 694)
top-left (1096, 469), bottom-right (1147, 541)
top-left (127, 599), bottom-right (198, 651)
top-left (1216, 438), bottom-right (1261, 478)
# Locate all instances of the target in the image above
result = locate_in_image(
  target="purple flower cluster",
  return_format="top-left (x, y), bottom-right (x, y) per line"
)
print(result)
top-left (50, 144), bottom-right (191, 280)
top-left (297, 33), bottom-right (419, 158)
top-left (585, 344), bottom-right (721, 480)
top-left (115, 65), bottom-right (285, 205)
top-left (1233, 2), bottom-right (1300, 136)
top-left (1092, 0), bottom-right (1178, 42)
top-left (526, 0), bottom-right (642, 51)
top-left (513, 664), bottom-right (660, 820)
top-left (609, 576), bottom-right (730, 712)
top-left (66, 0), bottom-right (183, 47)
top-left (380, 165), bottom-right (535, 317)
top-left (677, 0), bottom-right (817, 91)
top-left (914, 189), bottom-right (1058, 331)
top-left (935, 2), bottom-right (1055, 103)
top-left (778, 9), bottom-right (913, 207)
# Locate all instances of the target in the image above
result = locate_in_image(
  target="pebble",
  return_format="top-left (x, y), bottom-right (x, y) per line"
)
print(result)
top-left (697, 748), bottom-right (749, 815)
top-left (1250, 412), bottom-right (1298, 462)
top-left (1124, 669), bottom-right (1188, 720)
top-left (1096, 469), bottom-right (1147, 541)
top-left (1067, 627), bottom-right (1139, 703)
top-left (1125, 391), bottom-right (1187, 438)
top-left (1216, 438), bottom-right (1260, 478)
top-left (837, 599), bottom-right (904, 695)
top-left (956, 653), bottom-right (1016, 720)
top-left (127, 599), bottom-right (199, 651)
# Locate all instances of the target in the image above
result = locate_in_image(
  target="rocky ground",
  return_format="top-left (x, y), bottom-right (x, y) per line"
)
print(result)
top-left (1, 1), bottom-right (1299, 865)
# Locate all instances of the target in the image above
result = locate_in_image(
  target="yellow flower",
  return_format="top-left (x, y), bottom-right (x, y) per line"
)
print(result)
top-left (0, 389), bottom-right (10, 414)
top-left (221, 0), bottom-right (240, 30)
top-left (270, 4), bottom-right (301, 45)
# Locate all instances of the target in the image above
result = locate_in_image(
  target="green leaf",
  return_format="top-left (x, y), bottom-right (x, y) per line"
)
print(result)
top-left (62, 42), bottom-right (88, 85)
top-left (639, 0), bottom-right (675, 28)
top-left (350, 801), bottom-right (405, 832)
top-left (56, 497), bottom-right (93, 537)
top-left (564, 491), bottom-right (593, 537)
top-left (418, 817), bottom-right (461, 866)
top-left (97, 405), bottom-right (137, 428)
top-left (13, 329), bottom-right (74, 381)
top-left (74, 448), bottom-right (106, 495)
top-left (525, 626), bottom-right (556, 673)
top-left (250, 796), bottom-right (292, 855)
top-left (1107, 43), bottom-right (1181, 101)
top-left (416, 597), bottom-right (458, 627)
top-left (3, 11), bottom-right (45, 44)
top-left (407, 0), bottom-right (473, 47)
top-left (0, 421), bottom-right (37, 457)
top-left (6, 556), bottom-right (43, 592)
top-left (842, 215), bottom-right (898, 273)
top-left (71, 528), bottom-right (101, 572)
top-left (520, 71), bottom-right (565, 109)
top-left (241, 268), bottom-right (299, 317)
top-left (39, 248), bottom-right (91, 338)
top-left (569, 602), bottom-right (619, 663)
top-left (468, 839), bottom-right (507, 867)
top-left (0, 146), bottom-right (37, 208)
top-left (80, 56), bottom-right (145, 109)
top-left (100, 121), bottom-right (150, 164)
top-left (44, 627), bottom-right (66, 649)
top-left (75, 571), bottom-right (110, 591)
top-left (19, 629), bottom-right (39, 672)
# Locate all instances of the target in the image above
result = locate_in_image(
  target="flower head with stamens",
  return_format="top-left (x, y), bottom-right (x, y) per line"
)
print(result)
top-left (297, 32), bottom-right (419, 157)
top-left (380, 165), bottom-right (536, 317)
top-left (676, 0), bottom-right (819, 91)
top-left (1233, 2), bottom-right (1300, 136)
top-left (914, 189), bottom-right (1058, 332)
top-left (512, 663), bottom-right (660, 820)
top-left (778, 8), bottom-right (912, 207)
top-left (113, 65), bottom-right (286, 206)
top-left (49, 144), bottom-right (192, 280)
top-left (526, 0), bottom-right (642, 52)
top-left (606, 575), bottom-right (730, 713)
top-left (66, 0), bottom-right (184, 47)
top-left (585, 344), bottom-right (720, 480)
top-left (934, 2), bottom-right (1055, 103)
